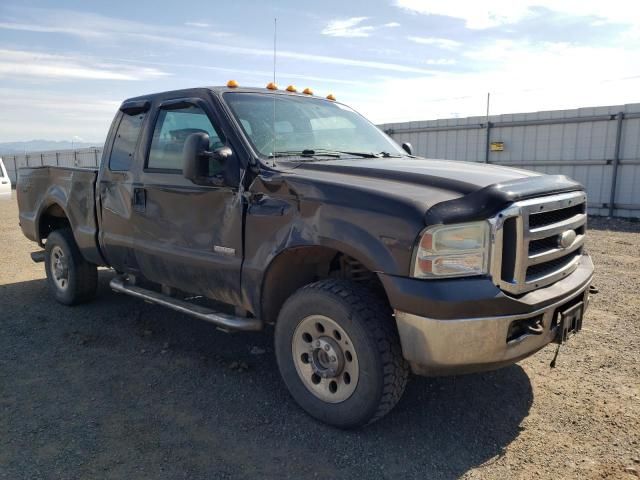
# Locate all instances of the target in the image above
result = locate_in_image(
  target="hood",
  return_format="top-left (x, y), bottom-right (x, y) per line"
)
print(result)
top-left (278, 157), bottom-right (584, 224)
top-left (287, 157), bottom-right (542, 194)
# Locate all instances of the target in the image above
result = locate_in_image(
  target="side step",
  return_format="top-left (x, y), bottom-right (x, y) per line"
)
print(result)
top-left (31, 251), bottom-right (45, 263)
top-left (109, 276), bottom-right (262, 332)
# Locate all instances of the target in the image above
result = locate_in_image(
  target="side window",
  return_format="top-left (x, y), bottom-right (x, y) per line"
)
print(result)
top-left (109, 112), bottom-right (146, 171)
top-left (147, 105), bottom-right (224, 172)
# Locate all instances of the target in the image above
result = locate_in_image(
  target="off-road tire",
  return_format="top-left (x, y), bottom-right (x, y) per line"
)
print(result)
top-left (44, 228), bottom-right (98, 305)
top-left (274, 279), bottom-right (409, 428)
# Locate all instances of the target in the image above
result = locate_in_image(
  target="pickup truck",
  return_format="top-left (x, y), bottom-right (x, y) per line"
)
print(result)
top-left (17, 83), bottom-right (594, 428)
top-left (0, 158), bottom-right (11, 199)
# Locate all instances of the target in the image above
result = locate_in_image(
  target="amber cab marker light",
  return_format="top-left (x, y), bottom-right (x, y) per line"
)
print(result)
top-left (227, 79), bottom-right (239, 88)
top-left (302, 87), bottom-right (313, 95)
top-left (286, 85), bottom-right (297, 92)
top-left (266, 82), bottom-right (278, 90)
top-left (326, 93), bottom-right (336, 101)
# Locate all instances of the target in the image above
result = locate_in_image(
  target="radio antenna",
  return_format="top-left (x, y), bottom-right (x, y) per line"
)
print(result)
top-left (272, 17), bottom-right (277, 167)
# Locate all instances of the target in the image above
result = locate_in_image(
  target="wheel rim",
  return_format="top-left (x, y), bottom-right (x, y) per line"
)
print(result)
top-left (50, 245), bottom-right (69, 291)
top-left (291, 314), bottom-right (359, 403)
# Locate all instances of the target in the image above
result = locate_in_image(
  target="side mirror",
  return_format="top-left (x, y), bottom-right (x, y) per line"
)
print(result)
top-left (402, 142), bottom-right (413, 155)
top-left (183, 133), bottom-right (236, 186)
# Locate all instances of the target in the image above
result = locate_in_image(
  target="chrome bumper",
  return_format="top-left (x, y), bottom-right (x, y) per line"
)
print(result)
top-left (395, 275), bottom-right (592, 376)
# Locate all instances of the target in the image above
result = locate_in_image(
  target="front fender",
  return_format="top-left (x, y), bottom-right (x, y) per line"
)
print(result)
top-left (240, 191), bottom-right (420, 316)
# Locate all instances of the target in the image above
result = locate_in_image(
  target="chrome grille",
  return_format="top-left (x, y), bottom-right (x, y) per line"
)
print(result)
top-left (490, 191), bottom-right (587, 295)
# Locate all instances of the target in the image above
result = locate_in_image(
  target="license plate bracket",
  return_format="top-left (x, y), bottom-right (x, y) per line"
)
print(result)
top-left (554, 301), bottom-right (584, 344)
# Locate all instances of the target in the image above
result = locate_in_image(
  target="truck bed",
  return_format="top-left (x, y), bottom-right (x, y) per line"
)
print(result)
top-left (17, 166), bottom-right (103, 265)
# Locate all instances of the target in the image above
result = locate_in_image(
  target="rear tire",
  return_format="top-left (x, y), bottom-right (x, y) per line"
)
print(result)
top-left (274, 279), bottom-right (409, 428)
top-left (44, 228), bottom-right (98, 305)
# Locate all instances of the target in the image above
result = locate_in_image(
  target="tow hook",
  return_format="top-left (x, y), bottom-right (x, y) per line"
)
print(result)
top-left (526, 318), bottom-right (544, 335)
top-left (589, 285), bottom-right (599, 294)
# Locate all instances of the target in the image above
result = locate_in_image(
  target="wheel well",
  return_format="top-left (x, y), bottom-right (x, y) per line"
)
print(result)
top-left (260, 246), bottom-right (388, 324)
top-left (38, 204), bottom-right (70, 243)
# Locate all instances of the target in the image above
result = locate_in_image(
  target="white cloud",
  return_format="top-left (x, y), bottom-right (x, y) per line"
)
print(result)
top-left (0, 88), bottom-right (119, 141)
top-left (408, 36), bottom-right (462, 49)
top-left (322, 17), bottom-right (374, 37)
top-left (184, 22), bottom-right (210, 28)
top-left (394, 0), bottom-right (640, 29)
top-left (131, 32), bottom-right (438, 74)
top-left (0, 21), bottom-right (105, 37)
top-left (0, 13), bottom-right (434, 75)
top-left (0, 49), bottom-right (169, 81)
top-left (352, 39), bottom-right (640, 123)
top-left (106, 57), bottom-right (372, 86)
top-left (322, 17), bottom-right (402, 37)
top-left (0, 9), bottom-right (231, 40)
top-left (425, 58), bottom-right (457, 65)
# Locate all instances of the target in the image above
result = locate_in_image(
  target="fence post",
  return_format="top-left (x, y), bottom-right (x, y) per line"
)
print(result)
top-left (608, 112), bottom-right (624, 217)
top-left (13, 156), bottom-right (18, 184)
top-left (55, 152), bottom-right (59, 166)
top-left (41, 153), bottom-right (44, 166)
top-left (484, 121), bottom-right (492, 163)
top-left (74, 150), bottom-right (78, 167)
top-left (94, 148), bottom-right (98, 166)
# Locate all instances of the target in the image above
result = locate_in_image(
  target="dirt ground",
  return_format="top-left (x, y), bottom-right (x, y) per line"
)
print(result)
top-left (1, 192), bottom-right (638, 480)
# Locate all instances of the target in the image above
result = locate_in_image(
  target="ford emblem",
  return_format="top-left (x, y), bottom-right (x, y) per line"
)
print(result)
top-left (558, 230), bottom-right (577, 248)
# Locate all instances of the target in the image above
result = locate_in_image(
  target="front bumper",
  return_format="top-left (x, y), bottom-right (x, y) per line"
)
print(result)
top-left (387, 255), bottom-right (594, 376)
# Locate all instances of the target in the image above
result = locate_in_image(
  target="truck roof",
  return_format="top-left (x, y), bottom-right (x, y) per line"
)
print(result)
top-left (122, 86), bottom-right (331, 105)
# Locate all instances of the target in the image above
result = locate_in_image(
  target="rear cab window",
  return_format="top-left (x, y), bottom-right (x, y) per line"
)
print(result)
top-left (109, 112), bottom-right (146, 171)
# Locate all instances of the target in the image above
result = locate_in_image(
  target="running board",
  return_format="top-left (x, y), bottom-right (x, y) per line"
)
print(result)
top-left (30, 251), bottom-right (45, 263)
top-left (109, 276), bottom-right (261, 332)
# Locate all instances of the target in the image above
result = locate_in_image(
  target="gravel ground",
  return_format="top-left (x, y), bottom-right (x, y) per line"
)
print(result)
top-left (1, 193), bottom-right (639, 480)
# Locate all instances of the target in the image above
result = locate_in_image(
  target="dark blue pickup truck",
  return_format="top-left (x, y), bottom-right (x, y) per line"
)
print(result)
top-left (17, 83), bottom-right (594, 427)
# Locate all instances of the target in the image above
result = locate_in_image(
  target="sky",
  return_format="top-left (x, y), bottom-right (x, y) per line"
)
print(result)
top-left (1, 0), bottom-right (639, 142)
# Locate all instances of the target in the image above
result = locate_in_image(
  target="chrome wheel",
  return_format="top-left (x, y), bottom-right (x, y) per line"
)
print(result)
top-left (50, 245), bottom-right (69, 291)
top-left (292, 314), bottom-right (359, 403)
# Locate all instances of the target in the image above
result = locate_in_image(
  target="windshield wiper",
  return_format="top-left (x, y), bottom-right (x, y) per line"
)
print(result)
top-left (377, 151), bottom-right (405, 158)
top-left (270, 149), bottom-right (341, 159)
top-left (269, 149), bottom-right (384, 159)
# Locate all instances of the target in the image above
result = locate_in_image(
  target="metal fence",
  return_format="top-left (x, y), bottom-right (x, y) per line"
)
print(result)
top-left (380, 103), bottom-right (640, 218)
top-left (2, 102), bottom-right (639, 218)
top-left (2, 147), bottom-right (103, 185)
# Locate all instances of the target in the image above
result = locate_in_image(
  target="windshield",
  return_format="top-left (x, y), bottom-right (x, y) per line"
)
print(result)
top-left (222, 92), bottom-right (406, 158)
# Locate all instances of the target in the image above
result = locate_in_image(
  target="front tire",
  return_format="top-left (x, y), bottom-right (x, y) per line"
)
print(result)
top-left (44, 228), bottom-right (98, 305)
top-left (274, 279), bottom-right (409, 428)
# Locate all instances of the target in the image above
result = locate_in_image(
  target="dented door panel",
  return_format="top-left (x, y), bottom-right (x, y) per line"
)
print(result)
top-left (131, 173), bottom-right (244, 306)
top-left (99, 172), bottom-right (138, 271)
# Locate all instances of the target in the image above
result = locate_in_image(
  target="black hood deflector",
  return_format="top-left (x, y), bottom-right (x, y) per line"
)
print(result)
top-left (424, 174), bottom-right (584, 225)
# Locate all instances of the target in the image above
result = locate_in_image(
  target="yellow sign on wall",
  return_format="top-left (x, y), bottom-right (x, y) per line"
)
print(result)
top-left (490, 141), bottom-right (504, 152)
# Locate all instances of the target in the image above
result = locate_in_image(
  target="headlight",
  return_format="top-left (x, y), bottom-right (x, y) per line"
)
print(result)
top-left (412, 221), bottom-right (490, 278)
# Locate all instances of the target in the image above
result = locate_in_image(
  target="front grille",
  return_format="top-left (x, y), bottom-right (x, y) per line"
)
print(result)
top-left (526, 252), bottom-right (581, 280)
top-left (491, 191), bottom-right (587, 295)
top-left (528, 236), bottom-right (559, 255)
top-left (528, 203), bottom-right (585, 228)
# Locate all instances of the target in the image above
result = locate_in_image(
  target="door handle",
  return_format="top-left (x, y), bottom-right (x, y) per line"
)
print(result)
top-left (133, 187), bottom-right (146, 212)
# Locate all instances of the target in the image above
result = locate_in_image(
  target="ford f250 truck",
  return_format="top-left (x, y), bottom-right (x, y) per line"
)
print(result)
top-left (17, 83), bottom-right (594, 428)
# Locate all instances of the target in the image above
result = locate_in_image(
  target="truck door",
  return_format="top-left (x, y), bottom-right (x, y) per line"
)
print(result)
top-left (131, 97), bottom-right (244, 306)
top-left (98, 105), bottom-right (148, 272)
